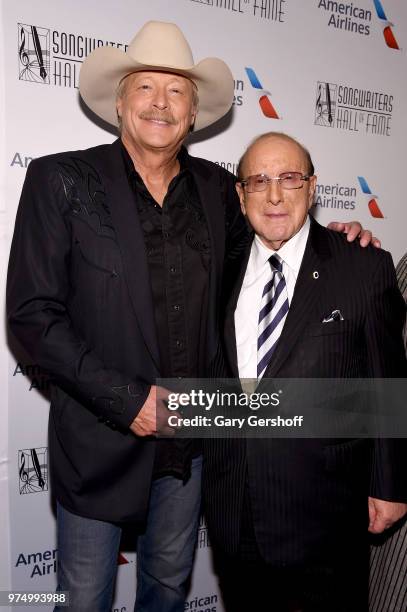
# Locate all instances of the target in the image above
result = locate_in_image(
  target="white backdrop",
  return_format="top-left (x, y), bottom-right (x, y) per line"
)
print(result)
top-left (1, 1), bottom-right (407, 611)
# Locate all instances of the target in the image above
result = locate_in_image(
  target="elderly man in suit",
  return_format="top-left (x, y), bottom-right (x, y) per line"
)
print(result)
top-left (7, 19), bottom-right (377, 612)
top-left (203, 132), bottom-right (407, 612)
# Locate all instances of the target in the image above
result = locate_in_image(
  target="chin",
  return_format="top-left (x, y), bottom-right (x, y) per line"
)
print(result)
top-left (262, 229), bottom-right (289, 242)
top-left (143, 137), bottom-right (175, 149)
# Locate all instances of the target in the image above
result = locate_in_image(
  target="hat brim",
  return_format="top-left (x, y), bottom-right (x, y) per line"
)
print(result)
top-left (79, 46), bottom-right (234, 131)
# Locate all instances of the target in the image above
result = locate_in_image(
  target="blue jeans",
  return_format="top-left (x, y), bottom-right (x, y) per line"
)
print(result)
top-left (55, 456), bottom-right (202, 612)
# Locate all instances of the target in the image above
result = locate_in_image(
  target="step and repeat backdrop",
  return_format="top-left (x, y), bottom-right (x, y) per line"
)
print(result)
top-left (1, 1), bottom-right (406, 610)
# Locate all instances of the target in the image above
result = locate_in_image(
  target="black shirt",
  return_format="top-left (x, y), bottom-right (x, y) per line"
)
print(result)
top-left (122, 143), bottom-right (210, 481)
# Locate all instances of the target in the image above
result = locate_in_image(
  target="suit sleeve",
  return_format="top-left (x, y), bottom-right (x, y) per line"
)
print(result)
top-left (7, 159), bottom-right (150, 431)
top-left (364, 251), bottom-right (407, 501)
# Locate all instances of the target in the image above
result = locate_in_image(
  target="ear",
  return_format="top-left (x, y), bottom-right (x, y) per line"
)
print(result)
top-left (307, 175), bottom-right (317, 210)
top-left (236, 182), bottom-right (246, 215)
top-left (116, 97), bottom-right (122, 121)
top-left (190, 104), bottom-right (198, 128)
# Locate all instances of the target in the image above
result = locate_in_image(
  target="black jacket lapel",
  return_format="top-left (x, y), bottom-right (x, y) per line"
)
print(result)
top-left (189, 158), bottom-right (225, 366)
top-left (263, 217), bottom-right (332, 378)
top-left (102, 140), bottom-right (161, 372)
top-left (224, 239), bottom-right (253, 378)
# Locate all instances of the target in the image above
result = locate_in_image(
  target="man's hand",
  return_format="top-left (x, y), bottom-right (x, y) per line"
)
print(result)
top-left (327, 221), bottom-right (381, 248)
top-left (368, 497), bottom-right (407, 533)
top-left (130, 385), bottom-right (176, 437)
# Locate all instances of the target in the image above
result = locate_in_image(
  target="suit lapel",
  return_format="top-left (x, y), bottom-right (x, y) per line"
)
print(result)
top-left (188, 158), bottom-right (225, 364)
top-left (189, 159), bottom-right (225, 286)
top-left (263, 217), bottom-right (332, 378)
top-left (102, 140), bottom-right (161, 371)
top-left (224, 239), bottom-right (253, 378)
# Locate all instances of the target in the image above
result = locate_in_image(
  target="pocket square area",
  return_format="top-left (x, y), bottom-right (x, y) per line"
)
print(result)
top-left (322, 309), bottom-right (344, 323)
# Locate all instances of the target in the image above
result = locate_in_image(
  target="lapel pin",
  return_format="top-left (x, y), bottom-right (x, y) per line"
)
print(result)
top-left (313, 271), bottom-right (319, 279)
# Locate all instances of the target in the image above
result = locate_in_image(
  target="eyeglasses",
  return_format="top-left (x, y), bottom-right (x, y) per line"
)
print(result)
top-left (239, 172), bottom-right (311, 193)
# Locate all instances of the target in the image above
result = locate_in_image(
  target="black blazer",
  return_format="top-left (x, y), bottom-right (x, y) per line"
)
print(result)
top-left (7, 139), bottom-right (247, 523)
top-left (203, 217), bottom-right (407, 565)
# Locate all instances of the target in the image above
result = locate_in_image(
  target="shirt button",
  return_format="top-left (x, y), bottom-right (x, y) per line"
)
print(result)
top-left (175, 340), bottom-right (183, 348)
top-left (170, 266), bottom-right (177, 273)
top-left (173, 305), bottom-right (180, 311)
top-left (163, 231), bottom-right (169, 239)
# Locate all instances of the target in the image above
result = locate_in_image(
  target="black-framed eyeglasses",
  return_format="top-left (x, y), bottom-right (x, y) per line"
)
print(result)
top-left (239, 172), bottom-right (311, 193)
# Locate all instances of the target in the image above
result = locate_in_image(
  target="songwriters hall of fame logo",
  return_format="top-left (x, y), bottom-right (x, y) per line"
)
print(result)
top-left (19, 448), bottom-right (48, 494)
top-left (18, 24), bottom-right (50, 84)
top-left (314, 81), bottom-right (393, 136)
top-left (315, 82), bottom-right (337, 128)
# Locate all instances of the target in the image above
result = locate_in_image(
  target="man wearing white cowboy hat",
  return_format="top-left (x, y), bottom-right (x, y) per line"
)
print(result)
top-left (7, 19), bottom-right (375, 612)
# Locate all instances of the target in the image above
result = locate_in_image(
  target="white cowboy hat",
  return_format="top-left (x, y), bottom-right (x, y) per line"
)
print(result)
top-left (79, 20), bottom-right (234, 131)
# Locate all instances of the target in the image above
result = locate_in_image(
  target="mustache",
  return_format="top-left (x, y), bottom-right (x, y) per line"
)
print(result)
top-left (139, 110), bottom-right (177, 125)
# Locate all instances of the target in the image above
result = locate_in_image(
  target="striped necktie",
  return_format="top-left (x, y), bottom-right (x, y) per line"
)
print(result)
top-left (257, 254), bottom-right (289, 379)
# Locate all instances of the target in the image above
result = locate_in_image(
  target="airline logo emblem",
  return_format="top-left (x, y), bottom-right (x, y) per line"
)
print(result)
top-left (372, 0), bottom-right (400, 49)
top-left (245, 68), bottom-right (279, 119)
top-left (357, 177), bottom-right (384, 218)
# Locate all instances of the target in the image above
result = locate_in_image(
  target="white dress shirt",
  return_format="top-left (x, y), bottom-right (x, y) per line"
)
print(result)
top-left (235, 216), bottom-right (310, 379)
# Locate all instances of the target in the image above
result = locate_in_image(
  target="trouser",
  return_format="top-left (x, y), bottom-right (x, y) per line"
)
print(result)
top-left (55, 455), bottom-right (202, 612)
top-left (214, 551), bottom-right (369, 612)
top-left (214, 479), bottom-right (369, 612)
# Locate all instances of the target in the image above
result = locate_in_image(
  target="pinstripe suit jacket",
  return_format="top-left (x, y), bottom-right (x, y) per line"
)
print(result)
top-left (203, 217), bottom-right (407, 567)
